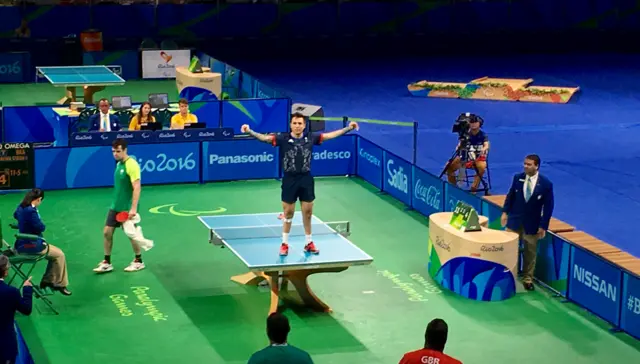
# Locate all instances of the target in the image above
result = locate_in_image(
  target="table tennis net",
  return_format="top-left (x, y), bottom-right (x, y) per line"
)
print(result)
top-left (211, 222), bottom-right (350, 241)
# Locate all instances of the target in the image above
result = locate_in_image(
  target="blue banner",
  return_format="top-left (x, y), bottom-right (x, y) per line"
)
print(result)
top-left (202, 139), bottom-right (279, 181)
top-left (0, 52), bottom-right (30, 83)
top-left (221, 98), bottom-right (289, 133)
top-left (382, 150), bottom-right (412, 206)
top-left (70, 128), bottom-right (233, 147)
top-left (568, 246), bottom-right (622, 325)
top-left (311, 135), bottom-right (355, 177)
top-left (534, 233), bottom-right (571, 296)
top-left (481, 200), bottom-right (504, 230)
top-left (621, 273), bottom-right (640, 340)
top-left (412, 166), bottom-right (443, 217)
top-left (444, 182), bottom-right (482, 213)
top-left (356, 137), bottom-right (383, 189)
top-left (35, 143), bottom-right (201, 190)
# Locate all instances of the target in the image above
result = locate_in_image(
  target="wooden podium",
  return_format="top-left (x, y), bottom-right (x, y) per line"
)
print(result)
top-left (175, 66), bottom-right (222, 99)
top-left (428, 212), bottom-right (520, 301)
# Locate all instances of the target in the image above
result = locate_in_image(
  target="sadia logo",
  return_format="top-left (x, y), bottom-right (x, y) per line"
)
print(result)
top-left (359, 148), bottom-right (381, 167)
top-left (387, 159), bottom-right (408, 193)
top-left (131, 153), bottom-right (197, 173)
top-left (209, 152), bottom-right (274, 164)
top-left (313, 150), bottom-right (351, 160)
top-left (414, 179), bottom-right (441, 210)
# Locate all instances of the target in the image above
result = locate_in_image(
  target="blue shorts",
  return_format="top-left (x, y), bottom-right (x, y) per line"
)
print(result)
top-left (281, 173), bottom-right (315, 204)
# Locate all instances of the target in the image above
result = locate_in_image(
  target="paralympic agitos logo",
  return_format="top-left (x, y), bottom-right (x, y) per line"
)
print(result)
top-left (148, 203), bottom-right (226, 217)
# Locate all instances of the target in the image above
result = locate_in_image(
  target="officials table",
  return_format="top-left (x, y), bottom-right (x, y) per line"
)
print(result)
top-left (428, 212), bottom-right (519, 301)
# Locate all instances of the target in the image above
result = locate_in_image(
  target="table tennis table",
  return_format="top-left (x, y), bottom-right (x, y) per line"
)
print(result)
top-left (36, 65), bottom-right (125, 105)
top-left (199, 212), bottom-right (373, 314)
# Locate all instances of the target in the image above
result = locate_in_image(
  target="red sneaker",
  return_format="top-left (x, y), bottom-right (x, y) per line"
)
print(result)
top-left (279, 243), bottom-right (289, 256)
top-left (304, 242), bottom-right (319, 254)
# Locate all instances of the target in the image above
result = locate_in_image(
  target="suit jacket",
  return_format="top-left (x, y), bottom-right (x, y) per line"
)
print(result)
top-left (88, 113), bottom-right (121, 132)
top-left (0, 281), bottom-right (32, 362)
top-left (502, 172), bottom-right (554, 235)
top-left (13, 205), bottom-right (46, 254)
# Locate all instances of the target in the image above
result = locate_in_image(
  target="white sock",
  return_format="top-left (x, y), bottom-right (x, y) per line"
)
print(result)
top-left (282, 233), bottom-right (289, 244)
top-left (306, 234), bottom-right (312, 243)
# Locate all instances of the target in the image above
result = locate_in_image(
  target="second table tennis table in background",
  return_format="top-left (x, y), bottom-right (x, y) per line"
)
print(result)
top-left (199, 212), bottom-right (374, 315)
top-left (36, 65), bottom-right (125, 105)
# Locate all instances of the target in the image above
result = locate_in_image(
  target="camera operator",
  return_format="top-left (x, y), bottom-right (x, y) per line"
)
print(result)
top-left (446, 114), bottom-right (489, 193)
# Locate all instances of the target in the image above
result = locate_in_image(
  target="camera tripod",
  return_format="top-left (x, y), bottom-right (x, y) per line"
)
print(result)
top-left (439, 146), bottom-right (491, 196)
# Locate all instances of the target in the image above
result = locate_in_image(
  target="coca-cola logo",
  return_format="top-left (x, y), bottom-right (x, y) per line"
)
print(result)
top-left (414, 178), bottom-right (441, 210)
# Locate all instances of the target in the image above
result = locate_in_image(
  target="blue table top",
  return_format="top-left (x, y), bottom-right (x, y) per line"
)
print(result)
top-left (199, 212), bottom-right (373, 272)
top-left (37, 66), bottom-right (126, 86)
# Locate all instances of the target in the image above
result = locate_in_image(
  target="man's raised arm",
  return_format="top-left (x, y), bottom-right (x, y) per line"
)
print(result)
top-left (241, 124), bottom-right (274, 143)
top-left (321, 121), bottom-right (359, 141)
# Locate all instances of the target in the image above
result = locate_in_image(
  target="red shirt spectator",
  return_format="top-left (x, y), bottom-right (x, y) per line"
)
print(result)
top-left (399, 318), bottom-right (462, 364)
top-left (399, 348), bottom-right (462, 364)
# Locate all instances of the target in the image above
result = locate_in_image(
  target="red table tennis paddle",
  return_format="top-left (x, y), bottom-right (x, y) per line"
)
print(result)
top-left (115, 212), bottom-right (129, 223)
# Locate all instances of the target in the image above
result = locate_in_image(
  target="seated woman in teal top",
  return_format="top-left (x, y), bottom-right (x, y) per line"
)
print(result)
top-left (13, 189), bottom-right (72, 296)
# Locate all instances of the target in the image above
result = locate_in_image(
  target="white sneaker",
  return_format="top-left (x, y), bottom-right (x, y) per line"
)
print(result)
top-left (93, 260), bottom-right (113, 273)
top-left (124, 261), bottom-right (145, 272)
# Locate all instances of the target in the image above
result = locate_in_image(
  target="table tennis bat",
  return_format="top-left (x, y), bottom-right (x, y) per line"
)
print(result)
top-left (115, 212), bottom-right (129, 223)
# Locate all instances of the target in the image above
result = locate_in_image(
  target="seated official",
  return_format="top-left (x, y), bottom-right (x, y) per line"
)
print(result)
top-left (0, 256), bottom-right (33, 364)
top-left (248, 312), bottom-right (313, 364)
top-left (399, 318), bottom-right (462, 364)
top-left (170, 98), bottom-right (198, 130)
top-left (128, 101), bottom-right (156, 131)
top-left (446, 115), bottom-right (489, 193)
top-left (13, 189), bottom-right (71, 296)
top-left (88, 98), bottom-right (122, 132)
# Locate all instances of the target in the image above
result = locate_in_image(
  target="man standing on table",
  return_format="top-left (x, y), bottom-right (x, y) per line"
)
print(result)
top-left (241, 113), bottom-right (358, 256)
top-left (93, 138), bottom-right (147, 273)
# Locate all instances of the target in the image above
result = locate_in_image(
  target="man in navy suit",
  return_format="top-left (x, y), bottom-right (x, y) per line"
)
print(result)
top-left (88, 98), bottom-right (121, 132)
top-left (501, 154), bottom-right (554, 291)
top-left (0, 255), bottom-right (33, 364)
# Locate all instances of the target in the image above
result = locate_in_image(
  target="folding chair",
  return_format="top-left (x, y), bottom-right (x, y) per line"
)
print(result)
top-left (1, 217), bottom-right (58, 315)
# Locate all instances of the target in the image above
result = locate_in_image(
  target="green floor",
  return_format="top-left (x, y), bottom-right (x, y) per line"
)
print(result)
top-left (2, 177), bottom-right (639, 363)
top-left (0, 80), bottom-right (179, 106)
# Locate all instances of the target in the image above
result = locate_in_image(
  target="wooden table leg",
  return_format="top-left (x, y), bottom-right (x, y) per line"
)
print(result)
top-left (231, 267), bottom-right (348, 315)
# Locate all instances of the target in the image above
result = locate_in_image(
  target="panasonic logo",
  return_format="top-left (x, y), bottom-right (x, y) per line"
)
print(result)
top-left (209, 153), bottom-right (275, 164)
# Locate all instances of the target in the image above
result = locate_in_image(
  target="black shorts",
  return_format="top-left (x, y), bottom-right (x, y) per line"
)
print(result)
top-left (281, 173), bottom-right (315, 204)
top-left (105, 209), bottom-right (123, 228)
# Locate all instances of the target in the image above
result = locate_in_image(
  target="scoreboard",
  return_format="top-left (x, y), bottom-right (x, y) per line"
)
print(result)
top-left (0, 142), bottom-right (35, 191)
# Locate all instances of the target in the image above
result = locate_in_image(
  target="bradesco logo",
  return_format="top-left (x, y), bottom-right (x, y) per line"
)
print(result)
top-left (209, 152), bottom-right (275, 164)
top-left (131, 153), bottom-right (197, 173)
top-left (359, 148), bottom-right (381, 166)
top-left (387, 159), bottom-right (408, 193)
top-left (313, 150), bottom-right (351, 160)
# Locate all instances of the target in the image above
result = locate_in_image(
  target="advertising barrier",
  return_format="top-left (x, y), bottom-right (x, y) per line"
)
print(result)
top-left (356, 137), bottom-right (383, 190)
top-left (534, 233), bottom-right (571, 296)
top-left (70, 128), bottom-right (234, 147)
top-left (311, 135), bottom-right (356, 177)
top-left (382, 150), bottom-right (412, 207)
top-left (568, 246), bottom-right (623, 325)
top-left (35, 142), bottom-right (201, 190)
top-left (202, 139), bottom-right (279, 182)
top-left (412, 165), bottom-right (444, 217)
top-left (0, 52), bottom-right (31, 83)
top-left (621, 273), bottom-right (640, 339)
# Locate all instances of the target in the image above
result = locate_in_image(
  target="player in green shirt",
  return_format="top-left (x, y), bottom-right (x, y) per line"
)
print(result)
top-left (248, 312), bottom-right (314, 364)
top-left (93, 139), bottom-right (146, 274)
